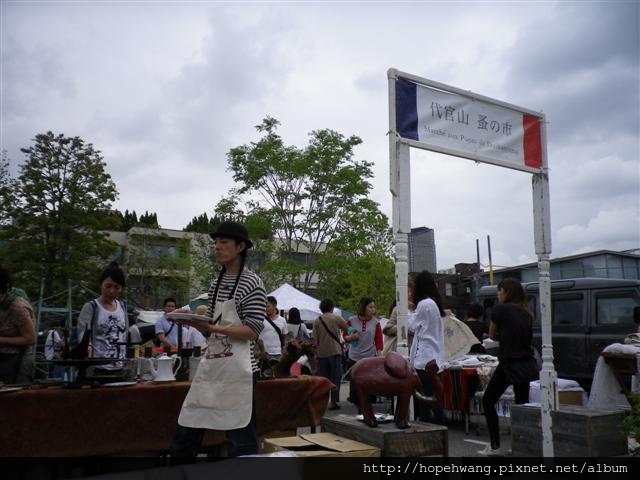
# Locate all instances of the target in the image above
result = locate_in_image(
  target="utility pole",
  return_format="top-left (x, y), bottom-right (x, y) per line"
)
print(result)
top-left (487, 235), bottom-right (494, 285)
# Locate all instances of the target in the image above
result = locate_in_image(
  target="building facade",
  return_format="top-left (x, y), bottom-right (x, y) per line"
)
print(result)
top-left (479, 249), bottom-right (640, 286)
top-left (106, 227), bottom-right (215, 309)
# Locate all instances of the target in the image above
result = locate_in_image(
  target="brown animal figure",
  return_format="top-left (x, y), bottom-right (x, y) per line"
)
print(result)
top-left (349, 351), bottom-right (443, 429)
top-left (268, 339), bottom-right (316, 379)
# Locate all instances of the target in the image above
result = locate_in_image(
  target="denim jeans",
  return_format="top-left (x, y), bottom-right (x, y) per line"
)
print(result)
top-left (169, 371), bottom-right (259, 461)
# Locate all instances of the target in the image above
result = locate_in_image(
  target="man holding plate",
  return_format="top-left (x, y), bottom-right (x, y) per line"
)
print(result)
top-left (169, 221), bottom-right (266, 459)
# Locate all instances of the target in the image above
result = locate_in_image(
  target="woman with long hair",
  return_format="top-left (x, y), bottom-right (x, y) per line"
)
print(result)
top-left (285, 307), bottom-right (313, 374)
top-left (344, 297), bottom-right (383, 367)
top-left (0, 266), bottom-right (36, 384)
top-left (286, 307), bottom-right (310, 342)
top-left (170, 221), bottom-right (266, 460)
top-left (344, 297), bottom-right (383, 406)
top-left (408, 270), bottom-right (445, 424)
top-left (480, 277), bottom-right (537, 456)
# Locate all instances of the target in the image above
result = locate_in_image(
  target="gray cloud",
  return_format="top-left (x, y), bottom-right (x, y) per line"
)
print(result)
top-left (1, 1), bottom-right (638, 270)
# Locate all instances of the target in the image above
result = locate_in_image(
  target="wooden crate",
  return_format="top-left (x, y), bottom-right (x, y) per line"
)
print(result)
top-left (511, 404), bottom-right (628, 457)
top-left (321, 415), bottom-right (448, 457)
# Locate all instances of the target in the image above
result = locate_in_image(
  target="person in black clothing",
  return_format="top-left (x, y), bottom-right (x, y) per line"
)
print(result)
top-left (465, 303), bottom-right (487, 354)
top-left (480, 278), bottom-right (535, 456)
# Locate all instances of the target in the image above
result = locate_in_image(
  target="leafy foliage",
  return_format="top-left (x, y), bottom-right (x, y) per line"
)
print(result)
top-left (109, 209), bottom-right (160, 232)
top-left (620, 393), bottom-right (640, 456)
top-left (183, 212), bottom-right (220, 234)
top-left (226, 117), bottom-right (394, 309)
top-left (0, 150), bottom-right (16, 225)
top-left (0, 132), bottom-right (119, 298)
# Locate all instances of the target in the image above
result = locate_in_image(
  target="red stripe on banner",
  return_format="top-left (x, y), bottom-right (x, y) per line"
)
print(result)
top-left (523, 114), bottom-right (542, 169)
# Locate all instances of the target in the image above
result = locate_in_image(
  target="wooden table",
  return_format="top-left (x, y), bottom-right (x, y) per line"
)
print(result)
top-left (0, 376), bottom-right (332, 457)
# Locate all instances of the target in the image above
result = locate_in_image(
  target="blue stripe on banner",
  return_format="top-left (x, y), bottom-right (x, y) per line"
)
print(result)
top-left (395, 78), bottom-right (418, 141)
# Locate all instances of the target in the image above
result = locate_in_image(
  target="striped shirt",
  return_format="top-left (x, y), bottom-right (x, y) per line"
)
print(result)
top-left (205, 269), bottom-right (266, 372)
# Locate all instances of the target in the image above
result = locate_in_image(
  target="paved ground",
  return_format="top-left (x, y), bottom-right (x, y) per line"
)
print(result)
top-left (313, 380), bottom-right (513, 457)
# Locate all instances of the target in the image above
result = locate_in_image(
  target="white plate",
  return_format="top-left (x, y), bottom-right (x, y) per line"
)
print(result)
top-left (356, 413), bottom-right (394, 423)
top-left (166, 313), bottom-right (214, 323)
top-left (0, 387), bottom-right (25, 394)
top-left (103, 382), bottom-right (137, 388)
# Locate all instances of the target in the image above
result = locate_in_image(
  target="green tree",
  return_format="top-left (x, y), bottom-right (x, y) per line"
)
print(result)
top-left (0, 132), bottom-right (118, 297)
top-left (226, 117), bottom-right (393, 301)
top-left (0, 150), bottom-right (16, 226)
top-left (184, 212), bottom-right (219, 234)
top-left (123, 210), bottom-right (138, 231)
top-left (138, 211), bottom-right (159, 228)
top-left (316, 200), bottom-right (395, 314)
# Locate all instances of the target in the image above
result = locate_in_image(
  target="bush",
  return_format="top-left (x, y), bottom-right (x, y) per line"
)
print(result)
top-left (620, 393), bottom-right (640, 456)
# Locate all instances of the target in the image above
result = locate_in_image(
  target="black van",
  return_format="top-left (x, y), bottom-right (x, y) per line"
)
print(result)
top-left (477, 278), bottom-right (640, 387)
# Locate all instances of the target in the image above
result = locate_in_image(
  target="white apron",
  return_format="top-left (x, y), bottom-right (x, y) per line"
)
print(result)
top-left (178, 298), bottom-right (253, 430)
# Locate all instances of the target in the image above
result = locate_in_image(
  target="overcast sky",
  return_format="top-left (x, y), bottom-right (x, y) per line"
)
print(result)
top-left (2, 1), bottom-right (638, 271)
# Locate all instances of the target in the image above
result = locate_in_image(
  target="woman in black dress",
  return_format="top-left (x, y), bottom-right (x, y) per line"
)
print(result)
top-left (481, 277), bottom-right (537, 456)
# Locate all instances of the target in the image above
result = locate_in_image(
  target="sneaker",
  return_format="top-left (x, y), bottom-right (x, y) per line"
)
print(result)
top-left (477, 444), bottom-right (511, 456)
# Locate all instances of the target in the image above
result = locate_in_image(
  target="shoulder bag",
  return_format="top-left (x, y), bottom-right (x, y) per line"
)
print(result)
top-left (265, 316), bottom-right (284, 348)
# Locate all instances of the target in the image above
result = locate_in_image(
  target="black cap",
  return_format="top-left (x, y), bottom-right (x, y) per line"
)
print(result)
top-left (210, 221), bottom-right (253, 249)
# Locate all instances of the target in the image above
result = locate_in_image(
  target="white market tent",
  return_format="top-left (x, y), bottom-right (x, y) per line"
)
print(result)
top-left (268, 283), bottom-right (322, 322)
top-left (135, 310), bottom-right (163, 325)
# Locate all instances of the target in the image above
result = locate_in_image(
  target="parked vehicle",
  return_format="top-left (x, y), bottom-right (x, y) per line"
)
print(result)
top-left (478, 278), bottom-right (640, 388)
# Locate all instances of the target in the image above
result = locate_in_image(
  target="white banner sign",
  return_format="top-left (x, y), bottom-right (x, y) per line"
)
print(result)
top-left (395, 77), bottom-right (542, 172)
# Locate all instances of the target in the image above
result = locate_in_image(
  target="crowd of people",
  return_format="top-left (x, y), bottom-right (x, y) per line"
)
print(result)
top-left (0, 219), bottom-right (538, 459)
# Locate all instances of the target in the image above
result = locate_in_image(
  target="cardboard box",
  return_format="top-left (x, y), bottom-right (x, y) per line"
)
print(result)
top-left (262, 432), bottom-right (380, 457)
top-left (258, 429), bottom-right (297, 453)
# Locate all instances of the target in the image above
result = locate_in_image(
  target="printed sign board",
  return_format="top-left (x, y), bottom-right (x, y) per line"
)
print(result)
top-left (394, 76), bottom-right (543, 173)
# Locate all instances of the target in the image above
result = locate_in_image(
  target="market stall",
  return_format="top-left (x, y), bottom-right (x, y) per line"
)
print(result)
top-left (0, 376), bottom-right (333, 457)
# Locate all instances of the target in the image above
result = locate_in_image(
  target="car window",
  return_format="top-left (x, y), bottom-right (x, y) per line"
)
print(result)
top-left (551, 293), bottom-right (584, 326)
top-left (482, 298), bottom-right (496, 324)
top-left (595, 292), bottom-right (639, 326)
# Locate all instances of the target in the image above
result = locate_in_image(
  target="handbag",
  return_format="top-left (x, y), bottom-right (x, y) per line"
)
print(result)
top-left (504, 355), bottom-right (540, 384)
top-left (295, 324), bottom-right (311, 343)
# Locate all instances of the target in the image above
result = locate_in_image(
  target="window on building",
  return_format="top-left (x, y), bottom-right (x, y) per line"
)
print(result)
top-left (287, 252), bottom-right (316, 266)
top-left (148, 245), bottom-right (177, 259)
top-left (581, 255), bottom-right (607, 278)
top-left (622, 257), bottom-right (639, 280)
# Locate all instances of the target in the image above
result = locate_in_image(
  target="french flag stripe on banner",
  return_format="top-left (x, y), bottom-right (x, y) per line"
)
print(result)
top-left (395, 78), bottom-right (418, 141)
top-left (394, 76), bottom-right (543, 173)
top-left (523, 114), bottom-right (542, 169)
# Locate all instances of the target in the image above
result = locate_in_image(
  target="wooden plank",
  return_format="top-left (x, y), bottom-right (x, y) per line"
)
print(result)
top-left (321, 415), bottom-right (448, 457)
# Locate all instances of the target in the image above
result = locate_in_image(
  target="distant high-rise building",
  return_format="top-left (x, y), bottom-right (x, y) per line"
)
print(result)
top-left (408, 226), bottom-right (437, 273)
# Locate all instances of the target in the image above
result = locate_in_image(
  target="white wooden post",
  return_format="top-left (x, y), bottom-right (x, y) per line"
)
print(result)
top-left (532, 115), bottom-right (557, 457)
top-left (393, 142), bottom-right (411, 358)
top-left (388, 68), bottom-right (410, 358)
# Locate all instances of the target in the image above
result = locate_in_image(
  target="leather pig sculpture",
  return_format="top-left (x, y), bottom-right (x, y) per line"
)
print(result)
top-left (349, 351), bottom-right (442, 429)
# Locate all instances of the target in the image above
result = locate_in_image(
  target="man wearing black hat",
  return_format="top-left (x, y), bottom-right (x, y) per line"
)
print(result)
top-left (170, 221), bottom-right (266, 459)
